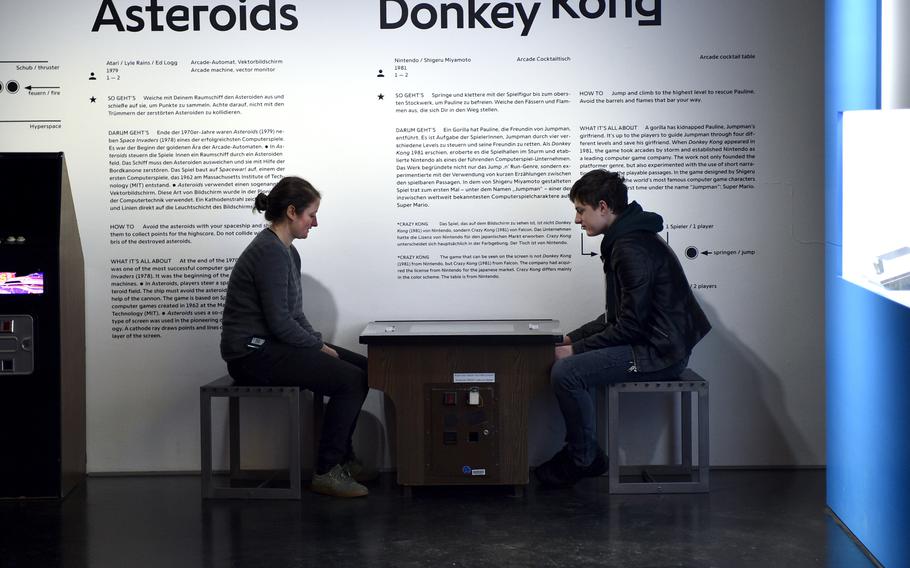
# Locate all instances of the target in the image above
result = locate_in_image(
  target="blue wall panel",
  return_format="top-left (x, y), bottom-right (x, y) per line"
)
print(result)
top-left (826, 1), bottom-right (910, 566)
top-left (825, 0), bottom-right (879, 250)
top-left (827, 264), bottom-right (910, 566)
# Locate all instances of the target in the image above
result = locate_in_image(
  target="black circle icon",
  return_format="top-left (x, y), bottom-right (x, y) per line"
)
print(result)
top-left (685, 246), bottom-right (699, 259)
top-left (6, 80), bottom-right (19, 94)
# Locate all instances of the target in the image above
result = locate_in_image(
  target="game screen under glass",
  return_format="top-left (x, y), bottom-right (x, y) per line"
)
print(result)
top-left (0, 272), bottom-right (44, 295)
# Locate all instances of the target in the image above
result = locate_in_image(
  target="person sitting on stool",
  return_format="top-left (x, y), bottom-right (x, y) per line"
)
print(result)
top-left (221, 176), bottom-right (372, 498)
top-left (537, 170), bottom-right (712, 487)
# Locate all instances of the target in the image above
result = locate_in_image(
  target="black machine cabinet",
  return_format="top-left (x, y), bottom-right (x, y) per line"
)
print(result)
top-left (0, 153), bottom-right (86, 499)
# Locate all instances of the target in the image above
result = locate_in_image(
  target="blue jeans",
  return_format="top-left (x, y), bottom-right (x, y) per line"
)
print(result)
top-left (550, 345), bottom-right (688, 467)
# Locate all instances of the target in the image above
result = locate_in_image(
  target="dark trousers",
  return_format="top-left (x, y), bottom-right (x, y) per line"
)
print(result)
top-left (550, 344), bottom-right (688, 467)
top-left (227, 342), bottom-right (369, 473)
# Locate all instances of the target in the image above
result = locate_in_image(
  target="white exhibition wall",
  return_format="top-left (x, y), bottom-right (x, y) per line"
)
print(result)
top-left (0, 0), bottom-right (825, 471)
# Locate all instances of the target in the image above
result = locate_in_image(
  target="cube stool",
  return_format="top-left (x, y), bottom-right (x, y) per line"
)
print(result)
top-left (603, 368), bottom-right (709, 494)
top-left (200, 375), bottom-right (303, 499)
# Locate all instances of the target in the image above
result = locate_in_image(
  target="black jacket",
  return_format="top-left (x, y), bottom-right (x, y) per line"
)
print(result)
top-left (567, 202), bottom-right (711, 372)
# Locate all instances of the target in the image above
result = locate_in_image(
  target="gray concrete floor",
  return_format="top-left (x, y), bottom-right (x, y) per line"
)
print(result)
top-left (0, 470), bottom-right (876, 567)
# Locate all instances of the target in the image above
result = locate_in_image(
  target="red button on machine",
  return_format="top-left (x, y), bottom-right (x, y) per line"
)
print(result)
top-left (443, 392), bottom-right (457, 406)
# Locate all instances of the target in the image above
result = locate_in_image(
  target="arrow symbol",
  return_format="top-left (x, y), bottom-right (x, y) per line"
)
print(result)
top-left (580, 231), bottom-right (597, 257)
top-left (25, 85), bottom-right (61, 91)
top-left (701, 250), bottom-right (713, 255)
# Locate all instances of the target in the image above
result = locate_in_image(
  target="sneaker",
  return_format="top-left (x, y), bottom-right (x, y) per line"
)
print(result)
top-left (535, 447), bottom-right (608, 487)
top-left (581, 450), bottom-right (608, 478)
top-left (342, 455), bottom-right (379, 483)
top-left (535, 446), bottom-right (582, 487)
top-left (549, 445), bottom-right (573, 465)
top-left (311, 464), bottom-right (369, 498)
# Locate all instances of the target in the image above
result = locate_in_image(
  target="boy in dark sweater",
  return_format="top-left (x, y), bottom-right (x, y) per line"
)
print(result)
top-left (537, 170), bottom-right (712, 487)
